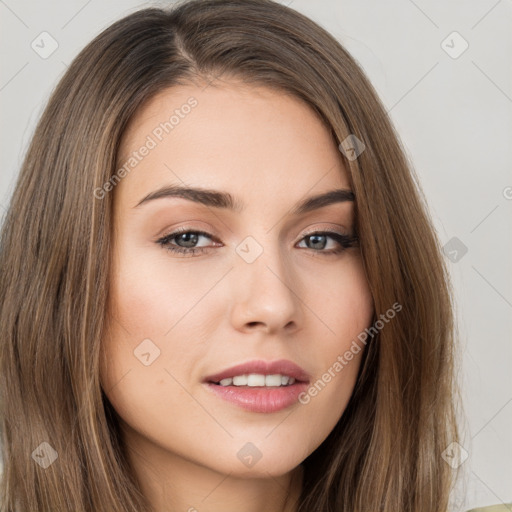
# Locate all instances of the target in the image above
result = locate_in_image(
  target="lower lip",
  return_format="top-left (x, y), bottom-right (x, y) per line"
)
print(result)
top-left (203, 382), bottom-right (309, 413)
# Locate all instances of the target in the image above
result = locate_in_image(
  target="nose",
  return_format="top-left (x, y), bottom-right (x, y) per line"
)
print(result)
top-left (229, 244), bottom-right (302, 335)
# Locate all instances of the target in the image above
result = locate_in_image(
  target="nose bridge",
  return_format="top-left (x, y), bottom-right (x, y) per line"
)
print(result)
top-left (235, 232), bottom-right (291, 288)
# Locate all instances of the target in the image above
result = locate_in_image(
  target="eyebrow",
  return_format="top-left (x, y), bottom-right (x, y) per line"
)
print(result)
top-left (133, 184), bottom-right (355, 215)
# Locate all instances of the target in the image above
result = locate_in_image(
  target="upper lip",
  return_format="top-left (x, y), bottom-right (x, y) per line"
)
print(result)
top-left (204, 359), bottom-right (311, 384)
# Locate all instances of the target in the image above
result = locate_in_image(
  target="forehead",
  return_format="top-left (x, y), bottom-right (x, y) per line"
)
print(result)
top-left (115, 81), bottom-right (351, 210)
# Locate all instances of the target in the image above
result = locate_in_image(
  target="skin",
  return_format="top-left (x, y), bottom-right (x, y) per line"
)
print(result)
top-left (100, 79), bottom-right (374, 512)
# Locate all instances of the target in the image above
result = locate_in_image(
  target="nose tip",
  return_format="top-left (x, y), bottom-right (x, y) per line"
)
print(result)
top-left (229, 254), bottom-right (301, 335)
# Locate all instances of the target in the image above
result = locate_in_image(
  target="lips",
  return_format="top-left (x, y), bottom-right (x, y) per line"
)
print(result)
top-left (203, 359), bottom-right (311, 384)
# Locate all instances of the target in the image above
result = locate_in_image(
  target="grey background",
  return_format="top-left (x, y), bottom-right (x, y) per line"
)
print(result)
top-left (1, 0), bottom-right (511, 509)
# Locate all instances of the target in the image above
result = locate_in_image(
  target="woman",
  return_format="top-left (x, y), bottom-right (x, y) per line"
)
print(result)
top-left (0, 0), bottom-right (470, 510)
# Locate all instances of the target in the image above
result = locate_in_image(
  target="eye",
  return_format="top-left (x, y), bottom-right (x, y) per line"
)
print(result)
top-left (297, 231), bottom-right (358, 255)
top-left (156, 227), bottom-right (218, 257)
top-left (156, 228), bottom-right (358, 257)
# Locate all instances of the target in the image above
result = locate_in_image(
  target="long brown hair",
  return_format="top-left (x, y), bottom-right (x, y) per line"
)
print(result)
top-left (0, 1), bottom-right (461, 510)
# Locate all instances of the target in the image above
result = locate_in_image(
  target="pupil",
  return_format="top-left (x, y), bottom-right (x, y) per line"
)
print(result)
top-left (309, 234), bottom-right (326, 250)
top-left (178, 233), bottom-right (198, 248)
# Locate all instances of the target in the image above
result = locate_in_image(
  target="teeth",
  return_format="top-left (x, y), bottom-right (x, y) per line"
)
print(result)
top-left (248, 374), bottom-right (265, 386)
top-left (233, 375), bottom-right (248, 386)
top-left (266, 374), bottom-right (283, 386)
top-left (216, 373), bottom-right (297, 387)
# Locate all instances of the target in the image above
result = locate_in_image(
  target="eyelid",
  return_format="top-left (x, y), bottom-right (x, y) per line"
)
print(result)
top-left (299, 223), bottom-right (352, 239)
top-left (155, 224), bottom-right (220, 242)
top-left (301, 226), bottom-right (346, 235)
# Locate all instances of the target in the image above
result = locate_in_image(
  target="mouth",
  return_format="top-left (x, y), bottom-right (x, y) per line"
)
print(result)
top-left (203, 358), bottom-right (310, 386)
top-left (202, 359), bottom-right (311, 413)
top-left (207, 373), bottom-right (303, 387)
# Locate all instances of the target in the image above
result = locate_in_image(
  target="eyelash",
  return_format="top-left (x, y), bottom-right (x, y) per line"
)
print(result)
top-left (156, 227), bottom-right (358, 257)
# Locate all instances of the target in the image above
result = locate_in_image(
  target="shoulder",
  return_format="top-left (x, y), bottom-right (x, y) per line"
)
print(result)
top-left (466, 505), bottom-right (512, 512)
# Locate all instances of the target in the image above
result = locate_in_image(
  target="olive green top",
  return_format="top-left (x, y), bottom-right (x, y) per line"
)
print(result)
top-left (466, 505), bottom-right (512, 512)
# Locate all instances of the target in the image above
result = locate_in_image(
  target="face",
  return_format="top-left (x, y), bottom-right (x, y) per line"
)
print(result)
top-left (100, 80), bottom-right (374, 482)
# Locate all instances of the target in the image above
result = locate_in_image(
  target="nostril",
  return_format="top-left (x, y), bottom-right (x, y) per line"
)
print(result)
top-left (247, 321), bottom-right (264, 328)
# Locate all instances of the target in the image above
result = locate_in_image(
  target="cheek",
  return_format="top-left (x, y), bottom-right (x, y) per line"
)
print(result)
top-left (306, 252), bottom-right (374, 343)
top-left (108, 246), bottom-right (194, 337)
top-left (296, 253), bottom-right (374, 424)
top-left (99, 262), bottom-right (210, 459)
top-left (101, 259), bottom-right (190, 389)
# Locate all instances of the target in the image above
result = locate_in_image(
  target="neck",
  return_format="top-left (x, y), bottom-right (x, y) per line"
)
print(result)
top-left (122, 425), bottom-right (304, 512)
